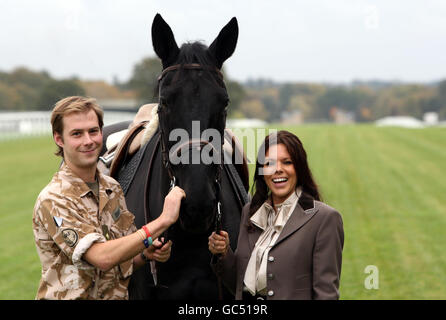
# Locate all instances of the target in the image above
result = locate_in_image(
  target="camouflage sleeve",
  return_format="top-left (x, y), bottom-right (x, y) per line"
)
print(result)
top-left (118, 193), bottom-right (137, 236)
top-left (34, 193), bottom-right (106, 270)
top-left (108, 184), bottom-right (137, 237)
top-left (110, 187), bottom-right (137, 279)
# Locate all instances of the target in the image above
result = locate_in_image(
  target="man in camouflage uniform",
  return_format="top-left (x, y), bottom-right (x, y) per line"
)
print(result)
top-left (33, 96), bottom-right (185, 299)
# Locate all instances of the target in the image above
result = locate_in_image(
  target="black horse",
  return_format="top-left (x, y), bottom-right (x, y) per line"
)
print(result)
top-left (101, 14), bottom-right (248, 300)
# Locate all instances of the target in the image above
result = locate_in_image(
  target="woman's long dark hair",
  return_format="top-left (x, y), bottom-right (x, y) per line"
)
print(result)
top-left (249, 130), bottom-right (321, 220)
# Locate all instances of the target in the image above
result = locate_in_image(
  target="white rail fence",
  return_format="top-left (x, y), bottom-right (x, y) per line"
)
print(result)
top-left (0, 111), bottom-right (136, 141)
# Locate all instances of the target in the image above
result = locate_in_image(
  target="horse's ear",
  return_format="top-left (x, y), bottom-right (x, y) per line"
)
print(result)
top-left (152, 13), bottom-right (179, 69)
top-left (208, 17), bottom-right (238, 69)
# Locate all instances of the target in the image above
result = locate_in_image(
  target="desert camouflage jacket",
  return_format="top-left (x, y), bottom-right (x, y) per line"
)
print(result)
top-left (32, 163), bottom-right (137, 300)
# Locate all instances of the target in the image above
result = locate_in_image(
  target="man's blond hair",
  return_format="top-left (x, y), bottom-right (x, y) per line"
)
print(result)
top-left (51, 96), bottom-right (104, 157)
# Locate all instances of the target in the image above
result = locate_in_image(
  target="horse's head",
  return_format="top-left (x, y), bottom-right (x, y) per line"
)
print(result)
top-left (152, 14), bottom-right (238, 234)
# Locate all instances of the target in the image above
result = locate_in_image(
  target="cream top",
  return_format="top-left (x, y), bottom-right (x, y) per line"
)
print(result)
top-left (243, 187), bottom-right (302, 295)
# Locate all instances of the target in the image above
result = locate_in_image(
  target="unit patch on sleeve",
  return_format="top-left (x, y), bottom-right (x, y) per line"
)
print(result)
top-left (62, 229), bottom-right (79, 247)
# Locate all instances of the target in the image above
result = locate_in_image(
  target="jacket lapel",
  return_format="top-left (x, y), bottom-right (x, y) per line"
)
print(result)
top-left (273, 191), bottom-right (319, 247)
top-left (247, 225), bottom-right (262, 252)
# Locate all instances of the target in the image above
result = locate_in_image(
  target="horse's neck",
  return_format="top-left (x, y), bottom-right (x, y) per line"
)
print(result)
top-left (146, 138), bottom-right (171, 221)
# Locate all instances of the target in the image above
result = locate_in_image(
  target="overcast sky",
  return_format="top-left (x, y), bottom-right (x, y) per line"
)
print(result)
top-left (1, 0), bottom-right (445, 84)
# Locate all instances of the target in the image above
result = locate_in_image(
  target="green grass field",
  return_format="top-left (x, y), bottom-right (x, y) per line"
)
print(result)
top-left (1, 124), bottom-right (445, 299)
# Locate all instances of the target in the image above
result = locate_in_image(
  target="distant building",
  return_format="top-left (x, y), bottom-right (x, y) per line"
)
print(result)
top-left (226, 118), bottom-right (267, 128)
top-left (97, 98), bottom-right (139, 111)
top-left (375, 116), bottom-right (424, 128)
top-left (281, 110), bottom-right (303, 125)
top-left (332, 109), bottom-right (355, 124)
top-left (423, 112), bottom-right (439, 125)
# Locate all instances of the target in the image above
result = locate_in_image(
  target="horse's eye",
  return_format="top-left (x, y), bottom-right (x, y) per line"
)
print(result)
top-left (222, 98), bottom-right (229, 114)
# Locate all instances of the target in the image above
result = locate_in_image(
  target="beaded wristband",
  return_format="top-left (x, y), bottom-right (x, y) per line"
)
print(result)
top-left (143, 237), bottom-right (153, 248)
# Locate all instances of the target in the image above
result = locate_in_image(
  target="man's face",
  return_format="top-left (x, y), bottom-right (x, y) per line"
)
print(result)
top-left (54, 109), bottom-right (103, 172)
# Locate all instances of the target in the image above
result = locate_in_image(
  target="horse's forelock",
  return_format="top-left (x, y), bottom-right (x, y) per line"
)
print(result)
top-left (178, 42), bottom-right (211, 65)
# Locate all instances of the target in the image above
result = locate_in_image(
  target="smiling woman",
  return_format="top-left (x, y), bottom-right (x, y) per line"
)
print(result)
top-left (262, 144), bottom-right (298, 205)
top-left (209, 130), bottom-right (344, 300)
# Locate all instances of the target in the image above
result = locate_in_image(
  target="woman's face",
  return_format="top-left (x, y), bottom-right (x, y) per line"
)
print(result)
top-left (263, 143), bottom-right (298, 205)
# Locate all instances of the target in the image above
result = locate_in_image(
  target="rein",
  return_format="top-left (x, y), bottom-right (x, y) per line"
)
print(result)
top-left (157, 63), bottom-right (226, 299)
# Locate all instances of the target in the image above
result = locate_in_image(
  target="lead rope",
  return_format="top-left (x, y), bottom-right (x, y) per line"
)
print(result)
top-left (147, 107), bottom-right (175, 288)
top-left (146, 132), bottom-right (176, 286)
top-left (213, 145), bottom-right (224, 300)
top-left (213, 123), bottom-right (226, 301)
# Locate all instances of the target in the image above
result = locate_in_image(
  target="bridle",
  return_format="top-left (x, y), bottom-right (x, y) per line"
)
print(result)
top-left (157, 63), bottom-right (226, 236)
top-left (157, 63), bottom-right (224, 82)
top-left (153, 63), bottom-right (227, 299)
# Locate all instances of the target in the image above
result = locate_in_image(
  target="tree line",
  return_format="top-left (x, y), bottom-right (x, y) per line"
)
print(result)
top-left (0, 67), bottom-right (86, 111)
top-left (1, 59), bottom-right (445, 123)
top-left (243, 79), bottom-right (446, 122)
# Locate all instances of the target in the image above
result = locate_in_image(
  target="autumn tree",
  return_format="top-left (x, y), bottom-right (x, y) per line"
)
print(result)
top-left (126, 57), bottom-right (162, 104)
top-left (0, 82), bottom-right (22, 110)
top-left (38, 79), bottom-right (86, 109)
top-left (239, 98), bottom-right (269, 120)
top-left (0, 67), bottom-right (52, 110)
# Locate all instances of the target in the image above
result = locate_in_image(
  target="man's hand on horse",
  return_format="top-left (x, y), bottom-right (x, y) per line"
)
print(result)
top-left (143, 238), bottom-right (172, 263)
top-left (161, 186), bottom-right (186, 226)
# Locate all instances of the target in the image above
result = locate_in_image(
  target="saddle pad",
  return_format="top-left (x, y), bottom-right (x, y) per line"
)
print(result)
top-left (117, 137), bottom-right (151, 196)
top-left (110, 121), bottom-right (148, 177)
